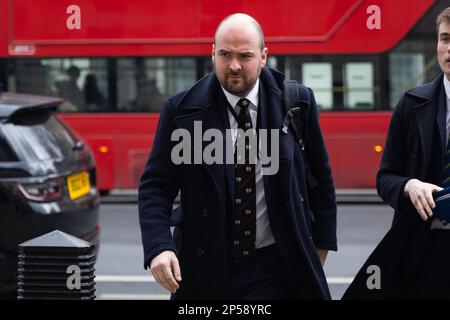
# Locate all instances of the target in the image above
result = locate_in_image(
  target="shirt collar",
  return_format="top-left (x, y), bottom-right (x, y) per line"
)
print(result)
top-left (221, 78), bottom-right (259, 111)
top-left (444, 75), bottom-right (450, 102)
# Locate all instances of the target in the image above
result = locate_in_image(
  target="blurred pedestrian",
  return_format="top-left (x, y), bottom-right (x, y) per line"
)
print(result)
top-left (84, 74), bottom-right (107, 111)
top-left (344, 7), bottom-right (450, 299)
top-left (56, 65), bottom-right (85, 112)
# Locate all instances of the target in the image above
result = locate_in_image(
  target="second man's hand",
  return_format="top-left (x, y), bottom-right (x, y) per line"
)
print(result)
top-left (150, 250), bottom-right (182, 294)
top-left (404, 178), bottom-right (443, 221)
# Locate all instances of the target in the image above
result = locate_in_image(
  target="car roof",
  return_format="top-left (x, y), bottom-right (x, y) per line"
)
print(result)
top-left (0, 92), bottom-right (62, 122)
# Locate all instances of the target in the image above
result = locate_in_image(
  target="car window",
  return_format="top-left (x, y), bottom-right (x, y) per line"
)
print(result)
top-left (0, 110), bottom-right (77, 161)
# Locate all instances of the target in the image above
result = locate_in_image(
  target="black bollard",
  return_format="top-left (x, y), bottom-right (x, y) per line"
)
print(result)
top-left (17, 230), bottom-right (96, 300)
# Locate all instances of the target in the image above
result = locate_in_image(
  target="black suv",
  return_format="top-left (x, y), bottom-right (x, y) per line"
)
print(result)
top-left (0, 93), bottom-right (100, 297)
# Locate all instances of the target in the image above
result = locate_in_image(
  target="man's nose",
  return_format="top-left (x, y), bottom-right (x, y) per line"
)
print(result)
top-left (229, 58), bottom-right (241, 73)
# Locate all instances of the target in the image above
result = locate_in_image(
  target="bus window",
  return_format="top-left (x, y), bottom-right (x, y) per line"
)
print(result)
top-left (389, 53), bottom-right (425, 108)
top-left (302, 63), bottom-right (333, 110)
top-left (117, 58), bottom-right (197, 113)
top-left (343, 62), bottom-right (374, 109)
top-left (12, 59), bottom-right (54, 97)
top-left (267, 56), bottom-right (278, 70)
top-left (12, 58), bottom-right (109, 113)
top-left (203, 58), bottom-right (213, 77)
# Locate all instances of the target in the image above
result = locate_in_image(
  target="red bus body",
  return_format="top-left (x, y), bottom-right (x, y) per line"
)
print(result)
top-left (0, 0), bottom-right (437, 190)
top-left (60, 111), bottom-right (391, 190)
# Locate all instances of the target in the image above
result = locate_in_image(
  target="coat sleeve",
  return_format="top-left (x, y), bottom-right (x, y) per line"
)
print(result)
top-left (305, 87), bottom-right (337, 251)
top-left (376, 95), bottom-right (410, 211)
top-left (138, 99), bottom-right (181, 269)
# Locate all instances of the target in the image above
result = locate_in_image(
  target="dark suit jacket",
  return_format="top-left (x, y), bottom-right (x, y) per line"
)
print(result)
top-left (343, 74), bottom-right (447, 299)
top-left (138, 67), bottom-right (337, 299)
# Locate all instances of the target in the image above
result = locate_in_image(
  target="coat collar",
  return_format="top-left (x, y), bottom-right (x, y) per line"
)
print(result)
top-left (406, 74), bottom-right (443, 105)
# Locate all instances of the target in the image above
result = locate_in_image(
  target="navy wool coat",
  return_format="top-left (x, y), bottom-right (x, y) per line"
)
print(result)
top-left (343, 74), bottom-right (447, 299)
top-left (138, 67), bottom-right (337, 299)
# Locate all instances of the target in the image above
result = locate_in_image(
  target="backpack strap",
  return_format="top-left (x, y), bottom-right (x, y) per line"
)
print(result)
top-left (282, 80), bottom-right (318, 189)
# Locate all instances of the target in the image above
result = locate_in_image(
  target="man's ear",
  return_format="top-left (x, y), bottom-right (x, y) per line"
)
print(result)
top-left (261, 47), bottom-right (268, 67)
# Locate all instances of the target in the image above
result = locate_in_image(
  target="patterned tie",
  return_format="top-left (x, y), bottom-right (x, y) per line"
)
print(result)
top-left (232, 98), bottom-right (256, 263)
top-left (442, 134), bottom-right (450, 188)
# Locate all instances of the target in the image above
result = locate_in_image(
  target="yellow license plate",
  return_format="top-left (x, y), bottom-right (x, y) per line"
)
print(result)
top-left (67, 171), bottom-right (91, 200)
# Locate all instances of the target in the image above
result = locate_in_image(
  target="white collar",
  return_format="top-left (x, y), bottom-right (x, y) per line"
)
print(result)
top-left (444, 76), bottom-right (450, 102)
top-left (221, 78), bottom-right (259, 110)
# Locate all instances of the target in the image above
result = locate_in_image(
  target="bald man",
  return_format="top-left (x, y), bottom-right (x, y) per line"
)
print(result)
top-left (138, 13), bottom-right (337, 300)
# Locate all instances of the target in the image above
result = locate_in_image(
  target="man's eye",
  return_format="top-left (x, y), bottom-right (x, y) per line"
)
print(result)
top-left (241, 54), bottom-right (252, 59)
top-left (220, 52), bottom-right (230, 57)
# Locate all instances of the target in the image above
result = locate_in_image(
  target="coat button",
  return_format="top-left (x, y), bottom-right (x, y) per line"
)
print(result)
top-left (196, 248), bottom-right (205, 256)
top-left (202, 209), bottom-right (209, 218)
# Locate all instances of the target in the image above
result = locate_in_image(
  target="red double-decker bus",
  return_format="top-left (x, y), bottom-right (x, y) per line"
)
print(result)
top-left (0, 0), bottom-right (447, 192)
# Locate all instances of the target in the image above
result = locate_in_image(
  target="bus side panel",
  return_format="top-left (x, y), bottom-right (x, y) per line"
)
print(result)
top-left (61, 112), bottom-right (392, 190)
top-left (320, 112), bottom-right (391, 188)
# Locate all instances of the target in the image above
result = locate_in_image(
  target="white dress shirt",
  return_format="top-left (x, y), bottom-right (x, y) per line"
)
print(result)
top-left (221, 79), bottom-right (276, 248)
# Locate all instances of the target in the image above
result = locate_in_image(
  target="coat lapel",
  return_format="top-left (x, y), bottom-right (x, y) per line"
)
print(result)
top-left (436, 82), bottom-right (447, 162)
top-left (260, 69), bottom-right (294, 198)
top-left (411, 75), bottom-right (444, 180)
top-left (258, 80), bottom-right (269, 180)
top-left (415, 101), bottom-right (435, 179)
top-left (173, 75), bottom-right (228, 207)
top-left (215, 90), bottom-right (235, 206)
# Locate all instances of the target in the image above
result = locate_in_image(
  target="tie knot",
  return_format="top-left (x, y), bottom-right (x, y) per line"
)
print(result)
top-left (237, 98), bottom-right (250, 109)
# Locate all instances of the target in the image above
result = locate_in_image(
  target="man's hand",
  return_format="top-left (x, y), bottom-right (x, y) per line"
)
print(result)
top-left (317, 249), bottom-right (328, 266)
top-left (150, 250), bottom-right (182, 293)
top-left (404, 179), bottom-right (443, 221)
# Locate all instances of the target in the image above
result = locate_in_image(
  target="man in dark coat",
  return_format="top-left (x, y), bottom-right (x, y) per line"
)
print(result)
top-left (343, 7), bottom-right (450, 299)
top-left (138, 13), bottom-right (337, 300)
